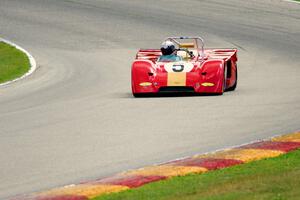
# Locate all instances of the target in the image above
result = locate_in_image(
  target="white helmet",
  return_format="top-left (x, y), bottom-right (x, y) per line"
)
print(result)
top-left (161, 41), bottom-right (175, 55)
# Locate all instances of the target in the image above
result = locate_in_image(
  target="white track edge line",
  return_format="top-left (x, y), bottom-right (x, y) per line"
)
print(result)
top-left (0, 38), bottom-right (37, 87)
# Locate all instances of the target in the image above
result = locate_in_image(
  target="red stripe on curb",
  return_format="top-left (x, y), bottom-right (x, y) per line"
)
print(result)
top-left (240, 141), bottom-right (300, 152)
top-left (93, 175), bottom-right (167, 188)
top-left (36, 195), bottom-right (88, 200)
top-left (168, 158), bottom-right (243, 170)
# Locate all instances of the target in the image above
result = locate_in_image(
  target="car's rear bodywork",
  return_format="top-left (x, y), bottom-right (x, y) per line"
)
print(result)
top-left (131, 37), bottom-right (237, 96)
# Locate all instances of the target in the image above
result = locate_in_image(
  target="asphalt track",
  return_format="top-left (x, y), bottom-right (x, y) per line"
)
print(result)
top-left (0, 0), bottom-right (299, 199)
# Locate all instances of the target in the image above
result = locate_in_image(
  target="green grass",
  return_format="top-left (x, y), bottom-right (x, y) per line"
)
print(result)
top-left (93, 149), bottom-right (300, 200)
top-left (0, 41), bottom-right (31, 84)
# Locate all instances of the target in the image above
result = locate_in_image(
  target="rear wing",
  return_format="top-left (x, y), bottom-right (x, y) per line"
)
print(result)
top-left (135, 48), bottom-right (238, 63)
top-left (136, 49), bottom-right (161, 62)
top-left (135, 35), bottom-right (237, 63)
top-left (205, 49), bottom-right (237, 62)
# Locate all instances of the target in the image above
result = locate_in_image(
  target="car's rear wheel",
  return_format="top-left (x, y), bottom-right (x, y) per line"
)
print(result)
top-left (227, 65), bottom-right (238, 91)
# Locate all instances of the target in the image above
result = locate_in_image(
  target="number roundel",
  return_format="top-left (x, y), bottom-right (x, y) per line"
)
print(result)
top-left (164, 62), bottom-right (194, 73)
top-left (172, 64), bottom-right (184, 72)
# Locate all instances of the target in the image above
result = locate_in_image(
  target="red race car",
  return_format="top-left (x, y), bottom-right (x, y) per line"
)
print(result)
top-left (131, 36), bottom-right (237, 97)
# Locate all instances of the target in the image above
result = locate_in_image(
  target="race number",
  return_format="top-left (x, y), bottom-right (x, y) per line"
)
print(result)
top-left (172, 64), bottom-right (184, 72)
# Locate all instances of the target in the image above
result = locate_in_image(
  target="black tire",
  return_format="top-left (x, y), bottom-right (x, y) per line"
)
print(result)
top-left (133, 93), bottom-right (148, 98)
top-left (227, 65), bottom-right (238, 91)
top-left (133, 93), bottom-right (141, 98)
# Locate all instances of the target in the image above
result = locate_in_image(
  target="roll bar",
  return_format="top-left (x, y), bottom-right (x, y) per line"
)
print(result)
top-left (165, 36), bottom-right (205, 60)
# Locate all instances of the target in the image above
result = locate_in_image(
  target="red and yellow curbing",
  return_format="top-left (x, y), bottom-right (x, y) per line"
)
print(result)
top-left (14, 131), bottom-right (300, 200)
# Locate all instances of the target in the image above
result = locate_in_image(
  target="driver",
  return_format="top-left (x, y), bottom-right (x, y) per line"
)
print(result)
top-left (158, 41), bottom-right (181, 62)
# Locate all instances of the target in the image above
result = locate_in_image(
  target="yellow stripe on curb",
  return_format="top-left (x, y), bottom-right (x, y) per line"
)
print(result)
top-left (272, 131), bottom-right (300, 142)
top-left (195, 149), bottom-right (284, 163)
top-left (38, 184), bottom-right (129, 199)
top-left (123, 165), bottom-right (207, 177)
